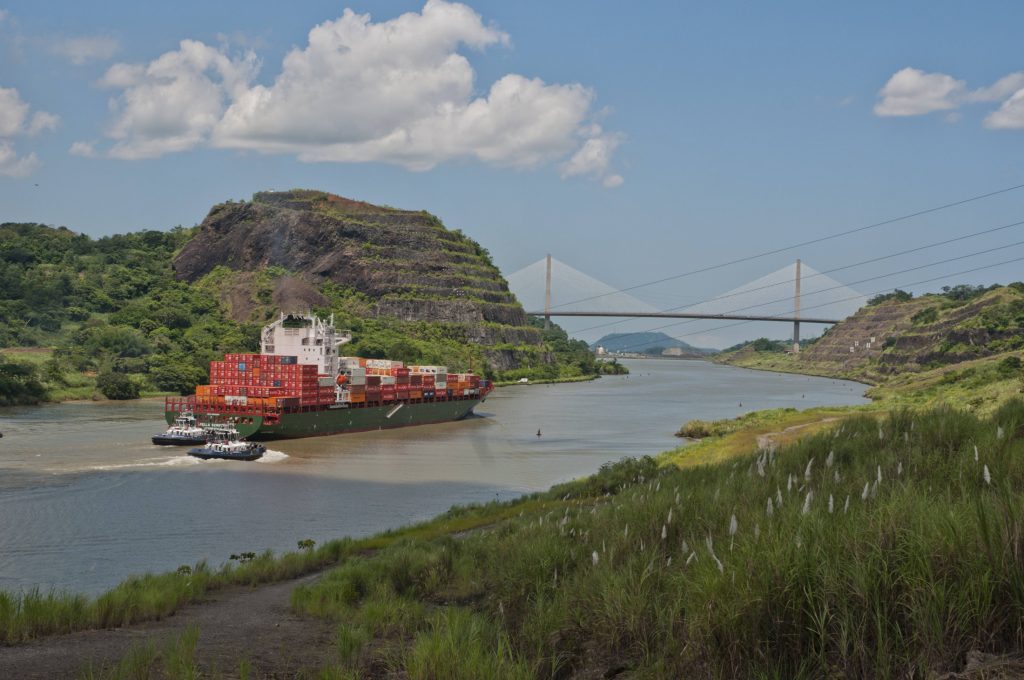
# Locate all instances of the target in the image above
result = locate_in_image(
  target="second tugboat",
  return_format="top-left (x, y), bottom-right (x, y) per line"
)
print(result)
top-left (152, 412), bottom-right (208, 446)
top-left (188, 426), bottom-right (267, 462)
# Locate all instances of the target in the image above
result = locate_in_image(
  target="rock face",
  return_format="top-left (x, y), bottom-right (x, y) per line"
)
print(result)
top-left (174, 190), bottom-right (546, 367)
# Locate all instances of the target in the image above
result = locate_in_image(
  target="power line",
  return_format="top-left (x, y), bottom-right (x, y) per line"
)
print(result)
top-left (569, 217), bottom-right (1024, 336)
top-left (549, 182), bottom-right (1024, 310)
top-left (604, 254), bottom-right (1024, 353)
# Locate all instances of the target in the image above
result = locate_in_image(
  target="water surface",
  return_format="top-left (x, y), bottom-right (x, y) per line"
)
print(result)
top-left (0, 359), bottom-right (867, 594)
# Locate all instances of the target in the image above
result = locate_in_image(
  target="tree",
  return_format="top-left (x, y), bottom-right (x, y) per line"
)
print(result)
top-left (0, 360), bottom-right (47, 405)
top-left (96, 371), bottom-right (140, 400)
top-left (147, 355), bottom-right (207, 395)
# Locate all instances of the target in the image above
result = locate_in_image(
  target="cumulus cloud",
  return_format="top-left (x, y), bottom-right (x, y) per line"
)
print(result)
top-left (98, 39), bottom-right (258, 159)
top-left (51, 35), bottom-right (119, 64)
top-left (985, 89), bottom-right (1024, 129)
top-left (560, 131), bottom-right (623, 187)
top-left (0, 86), bottom-right (57, 177)
top-left (874, 67), bottom-right (965, 116)
top-left (875, 67), bottom-right (1024, 131)
top-left (95, 0), bottom-right (622, 184)
top-left (968, 71), bottom-right (1024, 103)
top-left (69, 140), bottom-right (98, 157)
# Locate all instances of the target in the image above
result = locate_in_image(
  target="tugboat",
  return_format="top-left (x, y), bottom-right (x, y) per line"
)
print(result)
top-left (187, 426), bottom-right (267, 462)
top-left (152, 412), bottom-right (209, 446)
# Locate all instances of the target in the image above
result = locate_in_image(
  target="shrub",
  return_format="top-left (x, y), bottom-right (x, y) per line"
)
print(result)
top-left (96, 371), bottom-right (140, 400)
top-left (911, 306), bottom-right (938, 325)
top-left (996, 355), bottom-right (1022, 378)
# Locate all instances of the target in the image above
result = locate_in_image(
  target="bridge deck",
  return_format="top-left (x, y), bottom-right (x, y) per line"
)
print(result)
top-left (527, 311), bottom-right (839, 324)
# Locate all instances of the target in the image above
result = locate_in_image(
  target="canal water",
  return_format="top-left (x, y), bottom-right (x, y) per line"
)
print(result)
top-left (0, 359), bottom-right (867, 595)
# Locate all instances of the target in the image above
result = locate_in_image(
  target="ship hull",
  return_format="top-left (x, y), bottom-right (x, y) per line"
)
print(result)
top-left (166, 397), bottom-right (483, 440)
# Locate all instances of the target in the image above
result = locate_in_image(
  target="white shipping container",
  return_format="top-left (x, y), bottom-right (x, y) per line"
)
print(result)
top-left (318, 377), bottom-right (336, 388)
top-left (411, 365), bottom-right (447, 374)
top-left (225, 395), bottom-right (248, 405)
top-left (348, 375), bottom-right (366, 386)
top-left (381, 376), bottom-right (397, 385)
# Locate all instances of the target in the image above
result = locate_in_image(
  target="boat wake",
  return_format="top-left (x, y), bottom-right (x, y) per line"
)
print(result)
top-left (257, 449), bottom-right (289, 463)
top-left (89, 455), bottom-right (202, 471)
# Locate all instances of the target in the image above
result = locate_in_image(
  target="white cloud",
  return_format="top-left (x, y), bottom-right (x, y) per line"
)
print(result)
top-left (28, 110), bottom-right (58, 135)
top-left (985, 88), bottom-right (1024, 129)
top-left (98, 39), bottom-right (258, 159)
top-left (0, 140), bottom-right (38, 177)
top-left (0, 86), bottom-right (57, 177)
top-left (602, 174), bottom-right (623, 189)
top-left (0, 86), bottom-right (30, 136)
top-left (69, 140), bottom-right (97, 157)
top-left (968, 72), bottom-right (1024, 102)
top-left (560, 131), bottom-right (623, 188)
top-left (874, 67), bottom-right (965, 116)
top-left (0, 9), bottom-right (8, 24)
top-left (874, 66), bottom-right (1024, 132)
top-left (51, 35), bottom-right (119, 65)
top-left (96, 1), bottom-right (621, 182)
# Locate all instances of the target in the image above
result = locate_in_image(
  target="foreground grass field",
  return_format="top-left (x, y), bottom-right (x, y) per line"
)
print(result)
top-left (286, 402), bottom-right (1024, 678)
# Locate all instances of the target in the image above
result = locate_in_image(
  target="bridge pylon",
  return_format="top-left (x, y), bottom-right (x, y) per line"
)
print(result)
top-left (793, 258), bottom-right (801, 353)
top-left (544, 253), bottom-right (552, 330)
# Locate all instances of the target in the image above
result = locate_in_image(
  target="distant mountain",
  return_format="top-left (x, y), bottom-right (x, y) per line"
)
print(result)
top-left (591, 332), bottom-right (717, 355)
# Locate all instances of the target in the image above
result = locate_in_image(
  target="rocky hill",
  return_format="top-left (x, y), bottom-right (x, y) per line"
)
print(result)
top-left (174, 189), bottom-right (546, 372)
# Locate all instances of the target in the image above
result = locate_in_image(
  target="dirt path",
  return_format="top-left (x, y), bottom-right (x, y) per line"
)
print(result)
top-left (0, 572), bottom-right (337, 679)
top-left (756, 417), bottom-right (841, 452)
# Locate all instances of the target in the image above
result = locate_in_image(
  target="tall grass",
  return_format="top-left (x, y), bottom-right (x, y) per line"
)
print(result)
top-left (298, 400), bottom-right (1024, 678)
top-left (79, 624), bottom-right (198, 680)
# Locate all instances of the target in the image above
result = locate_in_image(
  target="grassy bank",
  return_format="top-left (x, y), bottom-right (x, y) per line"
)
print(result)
top-left (284, 402), bottom-right (1024, 678)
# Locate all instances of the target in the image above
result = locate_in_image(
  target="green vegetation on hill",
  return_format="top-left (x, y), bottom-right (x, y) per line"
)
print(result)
top-left (0, 222), bottom-right (253, 402)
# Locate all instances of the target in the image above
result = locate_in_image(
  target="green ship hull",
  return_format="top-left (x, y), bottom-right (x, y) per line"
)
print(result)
top-left (166, 397), bottom-right (483, 440)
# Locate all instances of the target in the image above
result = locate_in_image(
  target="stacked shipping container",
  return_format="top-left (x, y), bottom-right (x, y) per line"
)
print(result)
top-left (190, 354), bottom-right (485, 412)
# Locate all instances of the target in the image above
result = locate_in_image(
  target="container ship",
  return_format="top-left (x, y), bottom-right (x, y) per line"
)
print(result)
top-left (164, 313), bottom-right (492, 440)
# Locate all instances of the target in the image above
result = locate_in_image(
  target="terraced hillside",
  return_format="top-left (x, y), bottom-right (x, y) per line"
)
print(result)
top-left (719, 284), bottom-right (1024, 391)
top-left (175, 190), bottom-right (548, 372)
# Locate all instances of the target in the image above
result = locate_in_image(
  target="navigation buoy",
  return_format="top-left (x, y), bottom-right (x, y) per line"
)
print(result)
top-left (537, 429), bottom-right (542, 437)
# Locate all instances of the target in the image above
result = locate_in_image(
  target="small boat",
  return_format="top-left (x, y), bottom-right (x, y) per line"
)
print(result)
top-left (152, 413), bottom-right (209, 446)
top-left (188, 426), bottom-right (266, 462)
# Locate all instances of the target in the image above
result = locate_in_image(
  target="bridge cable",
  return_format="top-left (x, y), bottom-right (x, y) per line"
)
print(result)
top-left (547, 182), bottom-right (1024, 311)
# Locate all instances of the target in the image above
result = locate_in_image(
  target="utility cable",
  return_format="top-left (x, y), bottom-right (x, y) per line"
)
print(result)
top-left (548, 182), bottom-right (1024, 310)
top-left (569, 216), bottom-right (1024, 335)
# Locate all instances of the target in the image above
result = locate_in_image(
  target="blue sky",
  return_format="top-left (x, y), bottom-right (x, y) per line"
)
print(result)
top-left (1, 0), bottom-right (1023, 328)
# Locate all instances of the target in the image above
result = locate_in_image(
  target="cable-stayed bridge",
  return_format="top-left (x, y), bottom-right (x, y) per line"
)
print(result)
top-left (507, 256), bottom-right (865, 351)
